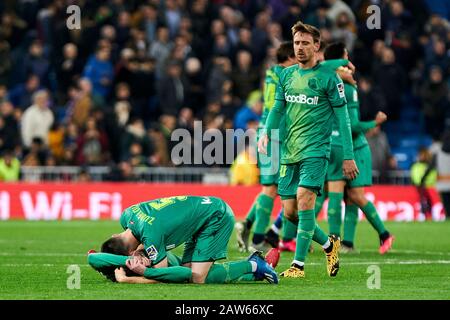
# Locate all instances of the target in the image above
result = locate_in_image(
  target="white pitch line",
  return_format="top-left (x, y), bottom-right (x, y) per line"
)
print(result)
top-left (1, 261), bottom-right (450, 268)
top-left (0, 252), bottom-right (86, 257)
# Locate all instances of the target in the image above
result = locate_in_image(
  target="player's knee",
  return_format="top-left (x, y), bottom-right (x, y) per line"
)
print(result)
top-left (262, 186), bottom-right (277, 198)
top-left (347, 189), bottom-right (366, 206)
top-left (191, 272), bottom-right (207, 284)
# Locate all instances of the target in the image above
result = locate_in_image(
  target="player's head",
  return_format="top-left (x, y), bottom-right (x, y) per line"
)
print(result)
top-left (276, 41), bottom-right (296, 65)
top-left (324, 42), bottom-right (348, 60)
top-left (316, 40), bottom-right (328, 62)
top-left (101, 229), bottom-right (139, 255)
top-left (291, 21), bottom-right (321, 64)
top-left (101, 237), bottom-right (129, 256)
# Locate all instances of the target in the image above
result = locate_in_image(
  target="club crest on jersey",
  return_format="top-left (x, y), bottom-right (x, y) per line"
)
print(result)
top-left (308, 78), bottom-right (318, 90)
top-left (337, 83), bottom-right (345, 98)
top-left (146, 245), bottom-right (158, 260)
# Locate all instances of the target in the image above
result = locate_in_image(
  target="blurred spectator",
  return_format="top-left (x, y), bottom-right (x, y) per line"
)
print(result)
top-left (330, 12), bottom-right (357, 52)
top-left (0, 39), bottom-right (11, 85)
top-left (20, 90), bottom-right (54, 148)
top-left (22, 137), bottom-right (48, 166)
top-left (366, 126), bottom-right (398, 183)
top-left (120, 118), bottom-right (153, 162)
top-left (7, 74), bottom-right (42, 110)
top-left (359, 76), bottom-right (388, 120)
top-left (48, 122), bottom-right (65, 162)
top-left (82, 46), bottom-right (114, 100)
top-left (229, 142), bottom-right (259, 186)
top-left (56, 43), bottom-right (83, 103)
top-left (0, 149), bottom-right (20, 181)
top-left (148, 126), bottom-right (170, 166)
top-left (373, 47), bottom-right (407, 120)
top-left (326, 0), bottom-right (356, 25)
top-left (157, 60), bottom-right (184, 116)
top-left (75, 117), bottom-right (109, 165)
top-left (207, 56), bottom-right (232, 104)
top-left (23, 40), bottom-right (50, 87)
top-left (231, 50), bottom-right (260, 103)
top-left (411, 147), bottom-right (437, 218)
top-left (68, 78), bottom-right (96, 128)
top-left (234, 90), bottom-right (262, 131)
top-left (419, 66), bottom-right (449, 139)
top-left (0, 101), bottom-right (20, 152)
top-left (183, 57), bottom-right (204, 113)
top-left (149, 26), bottom-right (173, 78)
top-left (435, 129), bottom-right (450, 218)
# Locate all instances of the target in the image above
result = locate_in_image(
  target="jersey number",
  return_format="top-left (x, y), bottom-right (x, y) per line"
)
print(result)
top-left (148, 196), bottom-right (187, 211)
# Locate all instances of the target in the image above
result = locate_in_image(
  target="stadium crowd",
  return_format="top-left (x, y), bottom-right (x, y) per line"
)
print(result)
top-left (0, 0), bottom-right (449, 182)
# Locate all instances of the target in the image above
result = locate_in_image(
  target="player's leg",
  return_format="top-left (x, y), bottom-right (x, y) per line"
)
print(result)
top-left (327, 180), bottom-right (345, 237)
top-left (314, 188), bottom-right (328, 217)
top-left (265, 209), bottom-right (283, 248)
top-left (346, 145), bottom-right (394, 254)
top-left (341, 197), bottom-right (359, 253)
top-left (250, 184), bottom-right (277, 251)
top-left (235, 193), bottom-right (260, 252)
top-left (346, 187), bottom-right (394, 254)
top-left (326, 145), bottom-right (346, 237)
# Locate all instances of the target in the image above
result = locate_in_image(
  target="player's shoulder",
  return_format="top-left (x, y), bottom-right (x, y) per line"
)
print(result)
top-left (279, 64), bottom-right (298, 80)
top-left (315, 63), bottom-right (338, 77)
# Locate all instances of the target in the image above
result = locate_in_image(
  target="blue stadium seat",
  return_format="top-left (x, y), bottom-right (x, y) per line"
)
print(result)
top-left (392, 147), bottom-right (417, 170)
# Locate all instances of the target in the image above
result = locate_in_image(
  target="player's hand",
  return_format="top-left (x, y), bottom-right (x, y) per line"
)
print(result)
top-left (132, 255), bottom-right (151, 267)
top-left (114, 267), bottom-right (127, 283)
top-left (258, 134), bottom-right (269, 155)
top-left (126, 257), bottom-right (147, 276)
top-left (343, 160), bottom-right (359, 180)
top-left (375, 111), bottom-right (387, 125)
top-left (346, 61), bottom-right (356, 73)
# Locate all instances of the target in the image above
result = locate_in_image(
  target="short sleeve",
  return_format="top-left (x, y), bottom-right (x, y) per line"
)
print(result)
top-left (143, 234), bottom-right (166, 265)
top-left (274, 73), bottom-right (285, 101)
top-left (327, 73), bottom-right (347, 108)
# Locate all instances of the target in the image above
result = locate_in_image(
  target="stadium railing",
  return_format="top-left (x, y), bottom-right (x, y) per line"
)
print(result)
top-left (19, 166), bottom-right (411, 185)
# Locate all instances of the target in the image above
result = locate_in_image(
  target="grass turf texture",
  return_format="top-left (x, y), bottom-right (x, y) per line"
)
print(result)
top-left (0, 220), bottom-right (449, 300)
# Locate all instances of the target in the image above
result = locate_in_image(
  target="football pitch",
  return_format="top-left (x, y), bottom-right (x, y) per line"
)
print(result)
top-left (0, 220), bottom-right (449, 300)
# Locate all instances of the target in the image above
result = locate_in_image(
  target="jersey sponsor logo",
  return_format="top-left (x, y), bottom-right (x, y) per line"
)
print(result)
top-left (353, 90), bottom-right (358, 102)
top-left (285, 93), bottom-right (319, 105)
top-left (332, 130), bottom-right (340, 137)
top-left (337, 83), bottom-right (345, 98)
top-left (146, 245), bottom-right (158, 260)
top-left (166, 244), bottom-right (175, 250)
top-left (201, 197), bottom-right (212, 204)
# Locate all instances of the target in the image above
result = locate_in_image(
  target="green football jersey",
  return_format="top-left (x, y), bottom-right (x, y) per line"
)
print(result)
top-left (126, 196), bottom-right (227, 264)
top-left (274, 63), bottom-right (348, 164)
top-left (345, 84), bottom-right (369, 149)
top-left (260, 64), bottom-right (285, 141)
top-left (330, 83), bottom-right (369, 149)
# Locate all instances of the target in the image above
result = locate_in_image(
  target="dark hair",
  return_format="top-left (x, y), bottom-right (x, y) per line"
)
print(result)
top-left (319, 40), bottom-right (328, 52)
top-left (276, 41), bottom-right (295, 63)
top-left (324, 42), bottom-right (346, 60)
top-left (101, 237), bottom-right (129, 256)
top-left (291, 21), bottom-right (321, 43)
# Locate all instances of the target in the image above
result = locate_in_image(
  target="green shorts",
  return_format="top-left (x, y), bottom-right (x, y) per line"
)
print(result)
top-left (181, 202), bottom-right (234, 264)
top-left (348, 145), bottom-right (372, 188)
top-left (327, 145), bottom-right (345, 181)
top-left (257, 139), bottom-right (281, 185)
top-left (278, 158), bottom-right (329, 200)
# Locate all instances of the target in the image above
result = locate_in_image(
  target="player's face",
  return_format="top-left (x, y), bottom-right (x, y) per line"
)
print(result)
top-left (293, 32), bottom-right (319, 64)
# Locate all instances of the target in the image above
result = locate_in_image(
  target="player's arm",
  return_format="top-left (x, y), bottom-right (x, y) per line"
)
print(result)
top-left (320, 59), bottom-right (350, 70)
top-left (126, 258), bottom-right (192, 283)
top-left (114, 267), bottom-right (160, 284)
top-left (258, 78), bottom-right (286, 154)
top-left (328, 74), bottom-right (359, 179)
top-left (260, 80), bottom-right (277, 127)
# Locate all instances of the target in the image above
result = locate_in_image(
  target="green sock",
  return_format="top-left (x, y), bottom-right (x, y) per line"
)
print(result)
top-left (343, 204), bottom-right (359, 244)
top-left (282, 215), bottom-right (297, 241)
top-left (327, 192), bottom-right (343, 237)
top-left (315, 190), bottom-right (327, 218)
top-left (361, 201), bottom-right (387, 235)
top-left (295, 209), bottom-right (315, 262)
top-left (312, 223), bottom-right (329, 245)
top-left (205, 261), bottom-right (254, 284)
top-left (245, 195), bottom-right (259, 227)
top-left (252, 194), bottom-right (274, 244)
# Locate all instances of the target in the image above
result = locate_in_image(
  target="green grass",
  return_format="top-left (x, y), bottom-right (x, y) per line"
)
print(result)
top-left (0, 220), bottom-right (449, 300)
